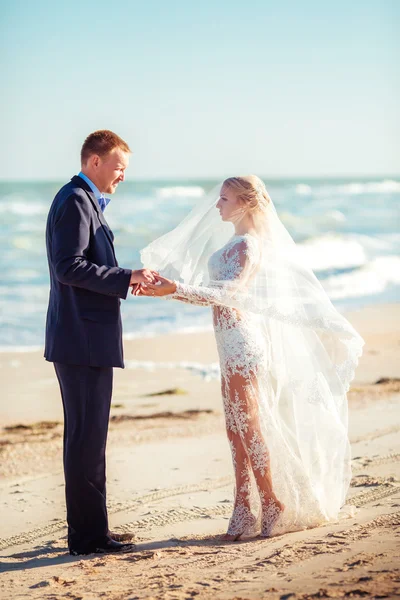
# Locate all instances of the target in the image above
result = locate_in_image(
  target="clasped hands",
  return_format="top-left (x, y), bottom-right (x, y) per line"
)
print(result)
top-left (129, 269), bottom-right (177, 297)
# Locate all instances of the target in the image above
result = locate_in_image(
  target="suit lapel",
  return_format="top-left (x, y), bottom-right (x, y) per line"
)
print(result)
top-left (71, 176), bottom-right (117, 263)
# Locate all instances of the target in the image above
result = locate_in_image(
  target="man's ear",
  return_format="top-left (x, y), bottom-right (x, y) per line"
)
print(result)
top-left (91, 154), bottom-right (101, 169)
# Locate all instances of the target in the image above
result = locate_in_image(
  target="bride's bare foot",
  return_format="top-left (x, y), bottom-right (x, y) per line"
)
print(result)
top-left (260, 495), bottom-right (285, 537)
top-left (222, 502), bottom-right (256, 542)
top-left (269, 495), bottom-right (285, 513)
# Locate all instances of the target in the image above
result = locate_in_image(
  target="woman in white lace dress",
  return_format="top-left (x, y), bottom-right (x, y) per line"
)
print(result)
top-left (137, 176), bottom-right (364, 541)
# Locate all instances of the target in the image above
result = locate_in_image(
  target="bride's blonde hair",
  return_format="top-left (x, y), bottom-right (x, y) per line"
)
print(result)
top-left (222, 175), bottom-right (270, 212)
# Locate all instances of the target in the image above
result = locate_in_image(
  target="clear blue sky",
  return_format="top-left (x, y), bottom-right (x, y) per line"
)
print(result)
top-left (1, 0), bottom-right (399, 180)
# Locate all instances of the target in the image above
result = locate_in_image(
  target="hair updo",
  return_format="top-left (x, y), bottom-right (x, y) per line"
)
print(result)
top-left (222, 175), bottom-right (270, 212)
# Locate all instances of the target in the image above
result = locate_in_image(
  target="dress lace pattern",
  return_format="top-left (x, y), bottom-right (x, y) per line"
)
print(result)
top-left (167, 233), bottom-right (355, 537)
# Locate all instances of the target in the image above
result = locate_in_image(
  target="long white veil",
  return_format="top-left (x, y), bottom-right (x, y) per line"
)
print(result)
top-left (141, 180), bottom-right (364, 529)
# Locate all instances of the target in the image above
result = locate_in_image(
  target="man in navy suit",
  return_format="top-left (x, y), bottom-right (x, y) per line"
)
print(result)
top-left (45, 130), bottom-right (157, 555)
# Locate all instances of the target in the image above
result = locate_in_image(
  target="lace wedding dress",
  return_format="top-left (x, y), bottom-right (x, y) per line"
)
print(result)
top-left (165, 232), bottom-right (357, 537)
top-left (142, 181), bottom-right (364, 538)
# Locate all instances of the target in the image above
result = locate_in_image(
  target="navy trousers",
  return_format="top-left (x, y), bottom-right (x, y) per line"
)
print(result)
top-left (54, 362), bottom-right (113, 552)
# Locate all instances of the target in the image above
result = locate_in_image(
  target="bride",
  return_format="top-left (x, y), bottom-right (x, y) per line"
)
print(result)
top-left (136, 175), bottom-right (364, 540)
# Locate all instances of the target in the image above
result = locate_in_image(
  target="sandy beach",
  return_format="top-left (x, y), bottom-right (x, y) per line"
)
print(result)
top-left (1, 303), bottom-right (399, 600)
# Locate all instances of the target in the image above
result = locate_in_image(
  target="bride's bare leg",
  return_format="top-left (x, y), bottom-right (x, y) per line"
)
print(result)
top-left (228, 372), bottom-right (285, 537)
top-left (222, 432), bottom-right (255, 540)
top-left (221, 377), bottom-right (256, 540)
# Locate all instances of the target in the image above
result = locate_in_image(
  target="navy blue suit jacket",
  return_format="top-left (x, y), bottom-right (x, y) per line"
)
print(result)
top-left (44, 176), bottom-right (132, 368)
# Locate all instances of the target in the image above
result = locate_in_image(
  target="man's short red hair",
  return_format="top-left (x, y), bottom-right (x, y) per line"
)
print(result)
top-left (81, 130), bottom-right (131, 164)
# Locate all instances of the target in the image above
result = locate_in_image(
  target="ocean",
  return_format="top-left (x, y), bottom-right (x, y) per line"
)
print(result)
top-left (1, 177), bottom-right (399, 351)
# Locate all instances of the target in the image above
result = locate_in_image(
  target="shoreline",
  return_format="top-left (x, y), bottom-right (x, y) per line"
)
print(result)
top-left (1, 303), bottom-right (399, 428)
top-left (0, 298), bottom-right (398, 356)
top-left (0, 300), bottom-right (398, 351)
top-left (0, 324), bottom-right (216, 354)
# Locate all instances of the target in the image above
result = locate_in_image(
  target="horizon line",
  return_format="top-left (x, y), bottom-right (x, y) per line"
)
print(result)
top-left (0, 173), bottom-right (399, 184)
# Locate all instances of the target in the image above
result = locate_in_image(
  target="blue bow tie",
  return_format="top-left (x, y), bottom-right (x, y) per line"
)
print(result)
top-left (98, 195), bottom-right (111, 213)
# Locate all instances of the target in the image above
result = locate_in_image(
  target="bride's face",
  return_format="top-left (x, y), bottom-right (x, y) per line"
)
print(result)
top-left (216, 186), bottom-right (245, 222)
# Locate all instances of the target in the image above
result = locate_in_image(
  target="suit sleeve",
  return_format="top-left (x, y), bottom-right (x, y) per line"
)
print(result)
top-left (52, 193), bottom-right (132, 298)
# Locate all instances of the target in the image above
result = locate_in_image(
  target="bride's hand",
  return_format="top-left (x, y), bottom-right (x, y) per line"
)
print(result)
top-left (132, 276), bottom-right (177, 297)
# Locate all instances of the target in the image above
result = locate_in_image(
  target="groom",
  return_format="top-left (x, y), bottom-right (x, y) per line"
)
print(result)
top-left (45, 130), bottom-right (157, 555)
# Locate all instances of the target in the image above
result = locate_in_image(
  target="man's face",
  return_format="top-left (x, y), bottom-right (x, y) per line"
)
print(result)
top-left (95, 148), bottom-right (130, 194)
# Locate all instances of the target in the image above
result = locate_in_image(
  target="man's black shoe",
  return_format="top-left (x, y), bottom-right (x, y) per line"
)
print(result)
top-left (69, 538), bottom-right (135, 556)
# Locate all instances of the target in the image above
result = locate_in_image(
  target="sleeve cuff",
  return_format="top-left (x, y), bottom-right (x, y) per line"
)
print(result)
top-left (119, 269), bottom-right (133, 300)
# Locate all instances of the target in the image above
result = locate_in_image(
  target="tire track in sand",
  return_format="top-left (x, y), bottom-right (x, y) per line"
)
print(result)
top-left (352, 452), bottom-right (400, 472)
top-left (0, 476), bottom-right (233, 551)
top-left (172, 511), bottom-right (400, 575)
top-left (2, 455), bottom-right (399, 551)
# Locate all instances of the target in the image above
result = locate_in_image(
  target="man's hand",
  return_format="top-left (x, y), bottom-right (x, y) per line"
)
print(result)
top-left (130, 283), bottom-right (140, 295)
top-left (132, 275), bottom-right (177, 297)
top-left (130, 269), bottom-right (159, 286)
